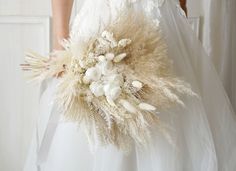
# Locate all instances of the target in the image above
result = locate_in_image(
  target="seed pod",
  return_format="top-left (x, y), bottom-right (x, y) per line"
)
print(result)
top-left (120, 99), bottom-right (137, 113)
top-left (113, 53), bottom-right (127, 63)
top-left (139, 103), bottom-right (156, 111)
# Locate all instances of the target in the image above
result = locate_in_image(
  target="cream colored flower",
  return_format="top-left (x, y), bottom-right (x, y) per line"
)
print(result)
top-left (101, 30), bottom-right (118, 48)
top-left (85, 67), bottom-right (101, 81)
top-left (119, 99), bottom-right (137, 113)
top-left (89, 81), bottom-right (104, 97)
top-left (106, 74), bottom-right (124, 86)
top-left (109, 87), bottom-right (122, 100)
top-left (105, 53), bottom-right (115, 60)
top-left (118, 39), bottom-right (132, 48)
top-left (139, 103), bottom-right (156, 111)
top-left (113, 53), bottom-right (127, 63)
top-left (97, 60), bottom-right (113, 75)
top-left (132, 80), bottom-right (143, 90)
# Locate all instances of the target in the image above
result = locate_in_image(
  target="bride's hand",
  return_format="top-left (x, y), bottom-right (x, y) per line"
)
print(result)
top-left (48, 55), bottom-right (66, 78)
top-left (50, 0), bottom-right (73, 77)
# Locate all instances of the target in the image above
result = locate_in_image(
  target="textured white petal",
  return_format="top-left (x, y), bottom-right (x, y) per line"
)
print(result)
top-left (101, 30), bottom-right (117, 48)
top-left (118, 39), bottom-right (132, 48)
top-left (105, 53), bottom-right (115, 60)
top-left (85, 67), bottom-right (101, 81)
top-left (97, 61), bottom-right (113, 75)
top-left (107, 74), bottom-right (124, 86)
top-left (103, 84), bottom-right (112, 96)
top-left (109, 87), bottom-right (121, 100)
top-left (113, 53), bottom-right (127, 63)
top-left (120, 99), bottom-right (137, 113)
top-left (89, 82), bottom-right (104, 97)
top-left (132, 80), bottom-right (143, 89)
top-left (139, 103), bottom-right (156, 111)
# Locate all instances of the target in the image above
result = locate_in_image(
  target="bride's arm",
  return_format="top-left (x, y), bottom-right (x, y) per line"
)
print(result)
top-left (51, 0), bottom-right (186, 50)
top-left (179, 0), bottom-right (187, 16)
top-left (52, 0), bottom-right (74, 50)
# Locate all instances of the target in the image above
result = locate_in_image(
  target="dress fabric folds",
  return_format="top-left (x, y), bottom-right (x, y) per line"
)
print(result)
top-left (24, 0), bottom-right (236, 171)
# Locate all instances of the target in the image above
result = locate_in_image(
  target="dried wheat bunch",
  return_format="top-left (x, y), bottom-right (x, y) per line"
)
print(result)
top-left (21, 8), bottom-right (197, 151)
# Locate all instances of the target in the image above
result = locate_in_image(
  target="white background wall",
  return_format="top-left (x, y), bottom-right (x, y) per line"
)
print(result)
top-left (0, 0), bottom-right (204, 171)
top-left (0, 1), bottom-right (51, 171)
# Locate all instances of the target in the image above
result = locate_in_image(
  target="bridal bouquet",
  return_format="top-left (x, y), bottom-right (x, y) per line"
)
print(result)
top-left (22, 9), bottom-right (196, 151)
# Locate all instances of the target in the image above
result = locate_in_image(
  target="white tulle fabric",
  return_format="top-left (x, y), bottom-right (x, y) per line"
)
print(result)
top-left (24, 0), bottom-right (236, 171)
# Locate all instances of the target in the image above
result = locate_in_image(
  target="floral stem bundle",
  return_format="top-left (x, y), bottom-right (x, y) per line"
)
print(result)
top-left (21, 9), bottom-right (197, 151)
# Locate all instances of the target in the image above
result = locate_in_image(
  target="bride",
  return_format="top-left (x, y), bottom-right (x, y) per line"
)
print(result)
top-left (23, 0), bottom-right (236, 171)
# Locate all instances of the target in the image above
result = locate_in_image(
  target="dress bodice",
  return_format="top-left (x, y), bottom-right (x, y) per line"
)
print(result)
top-left (70, 0), bottom-right (166, 42)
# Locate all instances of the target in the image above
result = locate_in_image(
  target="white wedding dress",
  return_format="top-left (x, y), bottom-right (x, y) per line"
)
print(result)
top-left (24, 0), bottom-right (236, 171)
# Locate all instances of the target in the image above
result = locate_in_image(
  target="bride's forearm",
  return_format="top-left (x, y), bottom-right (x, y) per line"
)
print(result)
top-left (179, 0), bottom-right (187, 16)
top-left (52, 0), bottom-right (74, 50)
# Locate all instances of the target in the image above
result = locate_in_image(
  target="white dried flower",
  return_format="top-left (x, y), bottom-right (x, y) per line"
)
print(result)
top-left (139, 103), bottom-right (156, 111)
top-left (132, 80), bottom-right (143, 90)
top-left (109, 87), bottom-right (122, 100)
top-left (103, 84), bottom-right (110, 95)
top-left (105, 53), bottom-right (115, 60)
top-left (106, 74), bottom-right (124, 86)
top-left (97, 38), bottom-right (110, 52)
top-left (113, 53), bottom-right (127, 63)
top-left (85, 67), bottom-right (101, 81)
top-left (101, 30), bottom-right (111, 38)
top-left (97, 60), bottom-right (113, 75)
top-left (118, 39), bottom-right (132, 48)
top-left (97, 37), bottom-right (109, 46)
top-left (119, 99), bottom-right (137, 113)
top-left (89, 81), bottom-right (104, 97)
top-left (103, 83), bottom-right (121, 102)
top-left (101, 30), bottom-right (117, 48)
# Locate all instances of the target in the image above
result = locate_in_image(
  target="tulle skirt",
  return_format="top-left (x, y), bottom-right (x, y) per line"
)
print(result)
top-left (24, 0), bottom-right (236, 170)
